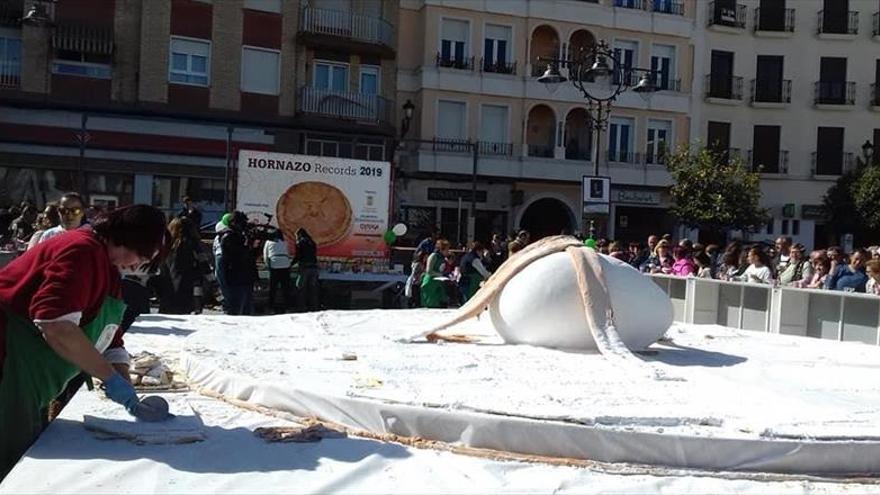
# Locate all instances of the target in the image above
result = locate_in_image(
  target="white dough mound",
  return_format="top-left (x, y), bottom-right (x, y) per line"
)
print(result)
top-left (488, 251), bottom-right (673, 351)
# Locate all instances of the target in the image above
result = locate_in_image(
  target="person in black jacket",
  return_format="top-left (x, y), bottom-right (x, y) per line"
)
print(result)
top-left (293, 228), bottom-right (320, 312)
top-left (220, 212), bottom-right (257, 315)
top-left (158, 217), bottom-right (201, 314)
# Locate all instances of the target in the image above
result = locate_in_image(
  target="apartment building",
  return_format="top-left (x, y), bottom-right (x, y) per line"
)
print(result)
top-left (692, 0), bottom-right (880, 248)
top-left (0, 0), bottom-right (398, 222)
top-left (395, 0), bottom-right (696, 244)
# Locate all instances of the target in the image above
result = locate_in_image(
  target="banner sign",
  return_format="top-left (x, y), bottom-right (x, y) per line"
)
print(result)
top-left (582, 176), bottom-right (611, 215)
top-left (237, 150), bottom-right (390, 259)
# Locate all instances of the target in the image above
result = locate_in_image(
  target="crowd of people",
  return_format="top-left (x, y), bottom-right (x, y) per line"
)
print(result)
top-left (405, 230), bottom-right (880, 309)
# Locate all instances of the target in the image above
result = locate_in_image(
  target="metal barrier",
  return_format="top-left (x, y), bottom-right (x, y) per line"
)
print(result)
top-left (648, 275), bottom-right (880, 346)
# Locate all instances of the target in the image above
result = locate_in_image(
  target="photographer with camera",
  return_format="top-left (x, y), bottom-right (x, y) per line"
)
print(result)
top-left (219, 212), bottom-right (258, 315)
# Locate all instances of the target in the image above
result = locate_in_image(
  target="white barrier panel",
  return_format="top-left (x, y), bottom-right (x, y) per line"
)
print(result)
top-left (648, 275), bottom-right (880, 346)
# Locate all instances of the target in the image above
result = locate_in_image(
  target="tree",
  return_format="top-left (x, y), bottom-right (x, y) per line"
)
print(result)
top-left (666, 146), bottom-right (768, 241)
top-left (824, 153), bottom-right (880, 243)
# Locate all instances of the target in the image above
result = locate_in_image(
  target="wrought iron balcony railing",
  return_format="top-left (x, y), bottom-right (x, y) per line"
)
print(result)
top-left (299, 6), bottom-right (394, 50)
top-left (811, 151), bottom-right (854, 176)
top-left (607, 150), bottom-right (642, 164)
top-left (708, 2), bottom-right (747, 28)
top-left (480, 58), bottom-right (516, 75)
top-left (297, 86), bottom-right (392, 125)
top-left (748, 150), bottom-right (789, 174)
top-left (0, 59), bottom-right (20, 89)
top-left (817, 10), bottom-right (859, 35)
top-left (813, 81), bottom-right (856, 105)
top-left (436, 53), bottom-right (475, 71)
top-left (705, 74), bottom-right (744, 100)
top-left (477, 141), bottom-right (514, 156)
top-left (750, 79), bottom-right (791, 103)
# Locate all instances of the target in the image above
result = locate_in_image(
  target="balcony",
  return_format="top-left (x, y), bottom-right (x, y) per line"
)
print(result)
top-left (813, 81), bottom-right (856, 107)
top-left (0, 59), bottom-right (20, 90)
top-left (614, 0), bottom-right (647, 10)
top-left (644, 148), bottom-right (667, 166)
top-left (707, 2), bottom-right (747, 30)
top-left (749, 79), bottom-right (791, 106)
top-left (436, 53), bottom-right (475, 71)
top-left (817, 10), bottom-right (858, 36)
top-left (754, 7), bottom-right (795, 34)
top-left (477, 141), bottom-right (514, 156)
top-left (607, 150), bottom-right (642, 164)
top-left (565, 145), bottom-right (592, 161)
top-left (811, 152), bottom-right (854, 177)
top-left (297, 87), bottom-right (392, 126)
top-left (613, 0), bottom-right (684, 15)
top-left (705, 74), bottom-right (744, 102)
top-left (480, 58), bottom-right (516, 75)
top-left (298, 6), bottom-right (395, 57)
top-left (747, 150), bottom-right (789, 174)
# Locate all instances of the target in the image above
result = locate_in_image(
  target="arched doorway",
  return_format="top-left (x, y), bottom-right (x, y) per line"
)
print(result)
top-left (564, 107), bottom-right (592, 161)
top-left (530, 25), bottom-right (559, 77)
top-left (526, 104), bottom-right (556, 158)
top-left (519, 197), bottom-right (576, 239)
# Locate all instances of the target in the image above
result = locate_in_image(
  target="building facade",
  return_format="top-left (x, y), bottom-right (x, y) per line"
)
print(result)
top-left (692, 0), bottom-right (880, 249)
top-left (0, 0), bottom-right (398, 223)
top-left (395, 0), bottom-right (696, 245)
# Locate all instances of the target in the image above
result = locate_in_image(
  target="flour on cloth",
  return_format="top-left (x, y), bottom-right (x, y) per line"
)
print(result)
top-left (83, 396), bottom-right (205, 444)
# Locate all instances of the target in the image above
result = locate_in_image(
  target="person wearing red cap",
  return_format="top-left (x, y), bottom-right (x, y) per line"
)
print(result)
top-left (0, 205), bottom-right (169, 478)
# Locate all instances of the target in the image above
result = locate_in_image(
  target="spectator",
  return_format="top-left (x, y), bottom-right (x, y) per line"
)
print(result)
top-left (459, 241), bottom-right (491, 303)
top-left (405, 250), bottom-right (427, 308)
top-left (705, 244), bottom-right (721, 278)
top-left (488, 232), bottom-right (507, 271)
top-left (263, 230), bottom-right (292, 314)
top-left (26, 203), bottom-right (60, 250)
top-left (778, 243), bottom-right (812, 287)
top-left (158, 217), bottom-right (201, 314)
top-left (219, 212), bottom-right (257, 315)
top-left (421, 239), bottom-right (451, 308)
top-left (825, 248), bottom-right (868, 292)
top-left (866, 260), bottom-right (880, 295)
top-left (694, 252), bottom-right (713, 278)
top-left (798, 251), bottom-right (831, 289)
top-left (177, 196), bottom-right (203, 231)
top-left (717, 250), bottom-right (742, 281)
top-left (508, 230), bottom-right (530, 256)
top-left (8, 204), bottom-right (37, 244)
top-left (293, 228), bottom-right (320, 312)
top-left (415, 229), bottom-right (440, 259)
top-left (826, 246), bottom-right (845, 276)
top-left (678, 238), bottom-right (693, 251)
top-left (737, 247), bottom-right (773, 284)
top-left (212, 216), bottom-right (230, 313)
top-left (640, 239), bottom-right (674, 274)
top-left (774, 236), bottom-right (792, 275)
top-left (671, 245), bottom-right (696, 277)
top-left (40, 193), bottom-right (86, 243)
top-left (627, 242), bottom-right (642, 267)
top-left (633, 235), bottom-right (658, 269)
top-left (608, 241), bottom-right (629, 263)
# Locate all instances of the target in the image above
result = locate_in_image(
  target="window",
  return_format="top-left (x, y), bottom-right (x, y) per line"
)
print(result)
top-left (816, 127), bottom-right (845, 175)
top-left (752, 125), bottom-right (781, 173)
top-left (314, 61), bottom-right (349, 92)
top-left (483, 24), bottom-right (511, 71)
top-left (755, 55), bottom-right (785, 103)
top-left (707, 121), bottom-right (731, 157)
top-left (306, 138), bottom-right (348, 158)
top-left (169, 37), bottom-right (210, 86)
top-left (613, 40), bottom-right (638, 85)
top-left (0, 32), bottom-right (22, 84)
top-left (646, 120), bottom-right (672, 165)
top-left (650, 44), bottom-right (675, 90)
top-left (440, 18), bottom-right (469, 63)
top-left (241, 47), bottom-right (279, 95)
top-left (437, 100), bottom-right (467, 140)
top-left (359, 65), bottom-right (380, 95)
top-left (243, 0), bottom-right (281, 12)
top-left (608, 117), bottom-right (635, 163)
top-left (480, 105), bottom-right (508, 145)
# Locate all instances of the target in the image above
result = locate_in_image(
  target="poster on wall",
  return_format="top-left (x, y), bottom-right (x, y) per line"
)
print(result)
top-left (237, 150), bottom-right (391, 260)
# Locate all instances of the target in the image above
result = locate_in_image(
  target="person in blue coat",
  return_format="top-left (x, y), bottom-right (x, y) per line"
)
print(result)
top-left (825, 248), bottom-right (869, 292)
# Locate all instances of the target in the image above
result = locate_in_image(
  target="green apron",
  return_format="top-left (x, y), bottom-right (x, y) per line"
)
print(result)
top-left (0, 296), bottom-right (126, 479)
top-left (462, 272), bottom-right (484, 302)
top-left (420, 253), bottom-right (447, 308)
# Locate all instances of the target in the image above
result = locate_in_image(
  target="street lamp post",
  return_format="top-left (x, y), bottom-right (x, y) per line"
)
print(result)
top-left (536, 39), bottom-right (657, 238)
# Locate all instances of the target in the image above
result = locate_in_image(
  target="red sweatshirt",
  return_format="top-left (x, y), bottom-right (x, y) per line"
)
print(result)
top-left (0, 228), bottom-right (123, 369)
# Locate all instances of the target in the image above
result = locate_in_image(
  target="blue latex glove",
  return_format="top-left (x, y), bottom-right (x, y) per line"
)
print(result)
top-left (103, 372), bottom-right (139, 414)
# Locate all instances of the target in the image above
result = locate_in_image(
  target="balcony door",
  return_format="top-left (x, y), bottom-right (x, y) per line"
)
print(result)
top-left (707, 121), bottom-right (731, 158)
top-left (819, 57), bottom-right (847, 104)
top-left (758, 0), bottom-right (786, 31)
top-left (710, 50), bottom-right (734, 98)
top-left (483, 24), bottom-right (511, 72)
top-left (651, 44), bottom-right (675, 90)
top-left (646, 119), bottom-right (671, 165)
top-left (441, 18), bottom-right (469, 65)
top-left (613, 40), bottom-right (637, 85)
top-left (314, 61), bottom-right (349, 92)
top-left (0, 34), bottom-right (21, 87)
top-left (714, 0), bottom-right (738, 26)
top-left (608, 117), bottom-right (634, 162)
top-left (480, 104), bottom-right (509, 149)
top-left (816, 127), bottom-right (844, 175)
top-left (755, 55), bottom-right (783, 102)
top-left (823, 0), bottom-right (848, 34)
top-left (752, 125), bottom-right (781, 173)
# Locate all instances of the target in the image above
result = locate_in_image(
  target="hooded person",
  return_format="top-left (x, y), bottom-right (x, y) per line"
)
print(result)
top-left (0, 205), bottom-right (171, 478)
top-left (213, 215), bottom-right (231, 313)
top-left (219, 212), bottom-right (258, 315)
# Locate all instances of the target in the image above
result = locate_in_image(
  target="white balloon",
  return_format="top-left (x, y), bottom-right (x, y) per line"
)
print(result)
top-left (489, 251), bottom-right (673, 351)
top-left (392, 223), bottom-right (408, 236)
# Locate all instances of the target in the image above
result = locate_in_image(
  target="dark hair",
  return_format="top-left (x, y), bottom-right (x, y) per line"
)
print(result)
top-left (694, 251), bottom-right (711, 267)
top-left (229, 211), bottom-right (248, 231)
top-left (92, 205), bottom-right (169, 260)
top-left (182, 196), bottom-right (192, 202)
top-left (705, 244), bottom-right (720, 255)
top-left (749, 246), bottom-right (772, 267)
top-left (673, 245), bottom-right (689, 259)
top-left (60, 192), bottom-right (84, 206)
